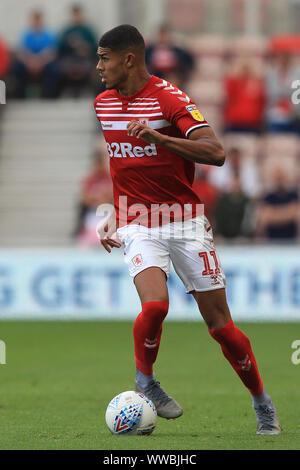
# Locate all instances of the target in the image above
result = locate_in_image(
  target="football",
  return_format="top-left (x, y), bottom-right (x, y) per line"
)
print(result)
top-left (105, 390), bottom-right (157, 435)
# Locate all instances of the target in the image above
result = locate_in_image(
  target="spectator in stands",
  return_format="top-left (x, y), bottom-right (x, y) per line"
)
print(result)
top-left (74, 142), bottom-right (113, 246)
top-left (208, 147), bottom-right (261, 200)
top-left (265, 52), bottom-right (300, 134)
top-left (145, 24), bottom-right (195, 89)
top-left (58, 4), bottom-right (98, 97)
top-left (0, 35), bottom-right (10, 105)
top-left (223, 58), bottom-right (265, 134)
top-left (214, 175), bottom-right (253, 241)
top-left (0, 35), bottom-right (11, 81)
top-left (255, 166), bottom-right (299, 240)
top-left (13, 10), bottom-right (59, 98)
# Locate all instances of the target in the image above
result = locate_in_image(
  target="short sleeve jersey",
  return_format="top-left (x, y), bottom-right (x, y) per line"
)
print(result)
top-left (94, 75), bottom-right (209, 227)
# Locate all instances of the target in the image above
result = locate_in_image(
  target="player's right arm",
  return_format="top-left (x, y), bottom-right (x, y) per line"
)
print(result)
top-left (161, 125), bottom-right (225, 166)
top-left (127, 121), bottom-right (225, 166)
top-left (128, 81), bottom-right (225, 167)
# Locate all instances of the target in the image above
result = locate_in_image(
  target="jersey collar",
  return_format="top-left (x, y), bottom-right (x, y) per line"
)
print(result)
top-left (114, 75), bottom-right (155, 101)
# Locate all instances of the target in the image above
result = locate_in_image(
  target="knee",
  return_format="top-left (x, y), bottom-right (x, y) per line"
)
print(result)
top-left (142, 301), bottom-right (169, 320)
top-left (195, 289), bottom-right (231, 330)
top-left (208, 319), bottom-right (250, 350)
top-left (205, 307), bottom-right (231, 330)
top-left (133, 301), bottom-right (169, 335)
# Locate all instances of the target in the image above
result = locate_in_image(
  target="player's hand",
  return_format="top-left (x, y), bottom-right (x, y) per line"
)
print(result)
top-left (127, 120), bottom-right (165, 145)
top-left (100, 225), bottom-right (122, 253)
top-left (96, 208), bottom-right (121, 253)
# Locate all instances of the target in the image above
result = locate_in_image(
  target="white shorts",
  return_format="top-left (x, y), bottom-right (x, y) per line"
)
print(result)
top-left (117, 215), bottom-right (226, 293)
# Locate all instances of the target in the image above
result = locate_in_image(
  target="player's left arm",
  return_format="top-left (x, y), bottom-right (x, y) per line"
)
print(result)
top-left (127, 122), bottom-right (225, 167)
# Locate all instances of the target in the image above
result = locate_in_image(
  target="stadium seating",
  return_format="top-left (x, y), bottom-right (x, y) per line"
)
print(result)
top-left (187, 79), bottom-right (224, 106)
top-left (0, 99), bottom-right (97, 246)
top-left (223, 133), bottom-right (261, 160)
top-left (227, 35), bottom-right (268, 57)
top-left (259, 134), bottom-right (300, 188)
top-left (194, 56), bottom-right (225, 80)
top-left (188, 34), bottom-right (228, 58)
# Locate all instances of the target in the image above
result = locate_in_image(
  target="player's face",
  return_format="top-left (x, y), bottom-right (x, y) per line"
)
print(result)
top-left (96, 47), bottom-right (128, 90)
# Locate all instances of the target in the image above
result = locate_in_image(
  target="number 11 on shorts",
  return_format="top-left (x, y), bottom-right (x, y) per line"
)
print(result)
top-left (198, 250), bottom-right (221, 276)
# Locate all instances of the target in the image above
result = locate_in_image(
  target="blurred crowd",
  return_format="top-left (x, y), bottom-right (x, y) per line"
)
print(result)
top-left (0, 5), bottom-right (101, 99)
top-left (0, 11), bottom-right (196, 99)
top-left (0, 5), bottom-right (299, 246)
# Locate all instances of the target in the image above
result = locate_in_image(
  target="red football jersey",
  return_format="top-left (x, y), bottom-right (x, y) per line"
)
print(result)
top-left (94, 75), bottom-right (209, 227)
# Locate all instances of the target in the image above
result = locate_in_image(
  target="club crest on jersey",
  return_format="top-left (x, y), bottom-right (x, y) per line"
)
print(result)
top-left (139, 118), bottom-right (149, 126)
top-left (186, 104), bottom-right (204, 122)
top-left (132, 253), bottom-right (143, 267)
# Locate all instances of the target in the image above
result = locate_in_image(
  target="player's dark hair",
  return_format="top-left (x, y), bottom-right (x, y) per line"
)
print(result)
top-left (99, 24), bottom-right (145, 54)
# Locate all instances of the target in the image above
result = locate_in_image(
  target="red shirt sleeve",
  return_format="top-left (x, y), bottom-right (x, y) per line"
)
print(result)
top-left (157, 82), bottom-right (209, 137)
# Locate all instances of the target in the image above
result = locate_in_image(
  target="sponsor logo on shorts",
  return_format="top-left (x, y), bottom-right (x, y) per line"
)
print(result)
top-left (132, 253), bottom-right (143, 267)
top-left (210, 274), bottom-right (220, 286)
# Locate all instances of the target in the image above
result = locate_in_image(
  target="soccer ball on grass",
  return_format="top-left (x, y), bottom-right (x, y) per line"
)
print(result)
top-left (105, 390), bottom-right (157, 435)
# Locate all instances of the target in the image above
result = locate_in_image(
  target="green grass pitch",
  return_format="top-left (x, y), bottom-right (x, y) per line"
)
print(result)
top-left (0, 320), bottom-right (299, 450)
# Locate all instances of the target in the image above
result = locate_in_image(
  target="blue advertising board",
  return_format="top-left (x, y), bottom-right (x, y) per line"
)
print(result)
top-left (0, 246), bottom-right (299, 321)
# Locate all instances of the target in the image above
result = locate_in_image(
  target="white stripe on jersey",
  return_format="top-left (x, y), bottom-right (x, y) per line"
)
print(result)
top-left (96, 112), bottom-right (164, 118)
top-left (128, 101), bottom-right (160, 106)
top-left (96, 108), bottom-right (123, 111)
top-left (100, 98), bottom-right (119, 100)
top-left (155, 79), bottom-right (168, 87)
top-left (155, 78), bottom-right (191, 103)
top-left (127, 106), bottom-right (161, 111)
top-left (100, 119), bottom-right (171, 131)
top-left (98, 102), bottom-right (122, 106)
top-left (178, 96), bottom-right (191, 103)
top-left (170, 90), bottom-right (182, 95)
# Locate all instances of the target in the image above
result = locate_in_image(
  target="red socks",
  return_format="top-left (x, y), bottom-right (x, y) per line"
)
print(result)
top-left (133, 301), bottom-right (169, 375)
top-left (133, 304), bottom-right (263, 397)
top-left (209, 319), bottom-right (264, 396)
